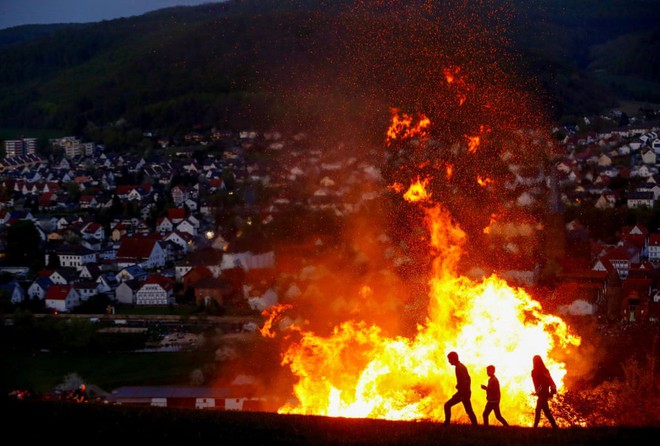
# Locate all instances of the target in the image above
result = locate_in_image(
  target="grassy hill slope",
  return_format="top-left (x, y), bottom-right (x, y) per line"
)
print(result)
top-left (4, 399), bottom-right (658, 445)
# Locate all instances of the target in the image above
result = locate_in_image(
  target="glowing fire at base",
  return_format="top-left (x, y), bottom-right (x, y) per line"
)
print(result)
top-left (264, 177), bottom-right (580, 425)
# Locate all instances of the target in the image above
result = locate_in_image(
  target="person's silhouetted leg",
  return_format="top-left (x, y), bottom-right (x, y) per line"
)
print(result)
top-left (533, 405), bottom-right (541, 428)
top-left (444, 398), bottom-right (455, 426)
top-left (482, 404), bottom-right (491, 426)
top-left (493, 406), bottom-right (508, 426)
top-left (463, 398), bottom-right (478, 425)
top-left (544, 406), bottom-right (557, 428)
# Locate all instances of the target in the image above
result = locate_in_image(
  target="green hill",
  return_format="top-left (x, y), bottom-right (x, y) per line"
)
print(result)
top-left (0, 0), bottom-right (659, 137)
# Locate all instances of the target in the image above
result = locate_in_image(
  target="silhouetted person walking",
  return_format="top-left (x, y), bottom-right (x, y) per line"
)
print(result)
top-left (481, 364), bottom-right (508, 426)
top-left (531, 355), bottom-right (558, 428)
top-left (444, 351), bottom-right (478, 426)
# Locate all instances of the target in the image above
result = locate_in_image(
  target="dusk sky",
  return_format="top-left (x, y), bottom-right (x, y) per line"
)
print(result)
top-left (0, 0), bottom-right (224, 30)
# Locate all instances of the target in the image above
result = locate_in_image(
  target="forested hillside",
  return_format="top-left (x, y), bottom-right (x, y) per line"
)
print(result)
top-left (0, 0), bottom-right (658, 139)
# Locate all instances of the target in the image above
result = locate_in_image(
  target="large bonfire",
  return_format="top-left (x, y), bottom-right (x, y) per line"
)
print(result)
top-left (251, 0), bottom-right (584, 427)
top-left (260, 101), bottom-right (580, 427)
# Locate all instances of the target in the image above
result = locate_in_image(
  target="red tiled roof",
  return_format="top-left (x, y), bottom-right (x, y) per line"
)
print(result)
top-left (144, 273), bottom-right (175, 290)
top-left (623, 234), bottom-right (647, 250)
top-left (45, 285), bottom-right (72, 300)
top-left (603, 243), bottom-right (640, 261)
top-left (183, 266), bottom-right (214, 284)
top-left (167, 208), bottom-right (186, 219)
top-left (116, 237), bottom-right (159, 259)
top-left (593, 257), bottom-right (616, 273)
top-left (38, 193), bottom-right (54, 205)
top-left (83, 223), bottom-right (102, 233)
top-left (649, 233), bottom-right (660, 246)
top-left (115, 185), bottom-right (136, 195)
top-left (622, 277), bottom-right (652, 294)
top-left (47, 182), bottom-right (61, 192)
top-left (622, 224), bottom-right (649, 236)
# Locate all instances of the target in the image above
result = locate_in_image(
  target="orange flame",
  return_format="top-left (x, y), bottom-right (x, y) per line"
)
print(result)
top-left (483, 214), bottom-right (498, 234)
top-left (388, 182), bottom-right (405, 193)
top-left (403, 178), bottom-right (432, 203)
top-left (260, 304), bottom-right (294, 338)
top-left (477, 176), bottom-right (493, 187)
top-left (466, 135), bottom-right (481, 153)
top-left (264, 86), bottom-right (581, 424)
top-left (466, 125), bottom-right (490, 153)
top-left (273, 198), bottom-right (580, 424)
top-left (386, 108), bottom-right (430, 146)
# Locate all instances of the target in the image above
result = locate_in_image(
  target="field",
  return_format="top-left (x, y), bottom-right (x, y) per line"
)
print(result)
top-left (2, 399), bottom-right (658, 445)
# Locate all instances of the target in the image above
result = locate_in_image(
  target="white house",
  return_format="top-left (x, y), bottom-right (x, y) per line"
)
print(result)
top-left (599, 242), bottom-right (641, 280)
top-left (0, 281), bottom-right (25, 304)
top-left (638, 184), bottom-right (660, 200)
top-left (220, 251), bottom-right (275, 271)
top-left (44, 285), bottom-right (80, 312)
top-left (597, 153), bottom-right (612, 167)
top-left (127, 188), bottom-right (143, 201)
top-left (641, 148), bottom-right (657, 165)
top-left (95, 273), bottom-right (115, 294)
top-left (164, 231), bottom-right (194, 253)
top-left (46, 245), bottom-right (97, 269)
top-left (108, 386), bottom-right (263, 410)
top-left (632, 164), bottom-right (654, 178)
top-left (594, 192), bottom-right (617, 209)
top-left (135, 274), bottom-right (175, 306)
top-left (156, 217), bottom-right (174, 234)
top-left (81, 222), bottom-right (105, 241)
top-left (79, 264), bottom-right (102, 281)
top-left (184, 198), bottom-right (198, 212)
top-left (186, 214), bottom-right (201, 229)
top-left (648, 234), bottom-right (660, 263)
top-left (73, 281), bottom-right (100, 301)
top-left (115, 237), bottom-right (167, 269)
top-left (617, 144), bottom-right (631, 156)
top-left (652, 138), bottom-right (660, 153)
top-left (626, 191), bottom-right (654, 209)
top-left (27, 277), bottom-right (53, 300)
top-left (46, 268), bottom-right (79, 285)
top-left (115, 279), bottom-right (141, 305)
top-left (176, 219), bottom-right (197, 237)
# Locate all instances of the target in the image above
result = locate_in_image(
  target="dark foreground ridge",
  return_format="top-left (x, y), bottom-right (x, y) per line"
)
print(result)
top-left (3, 399), bottom-right (658, 445)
